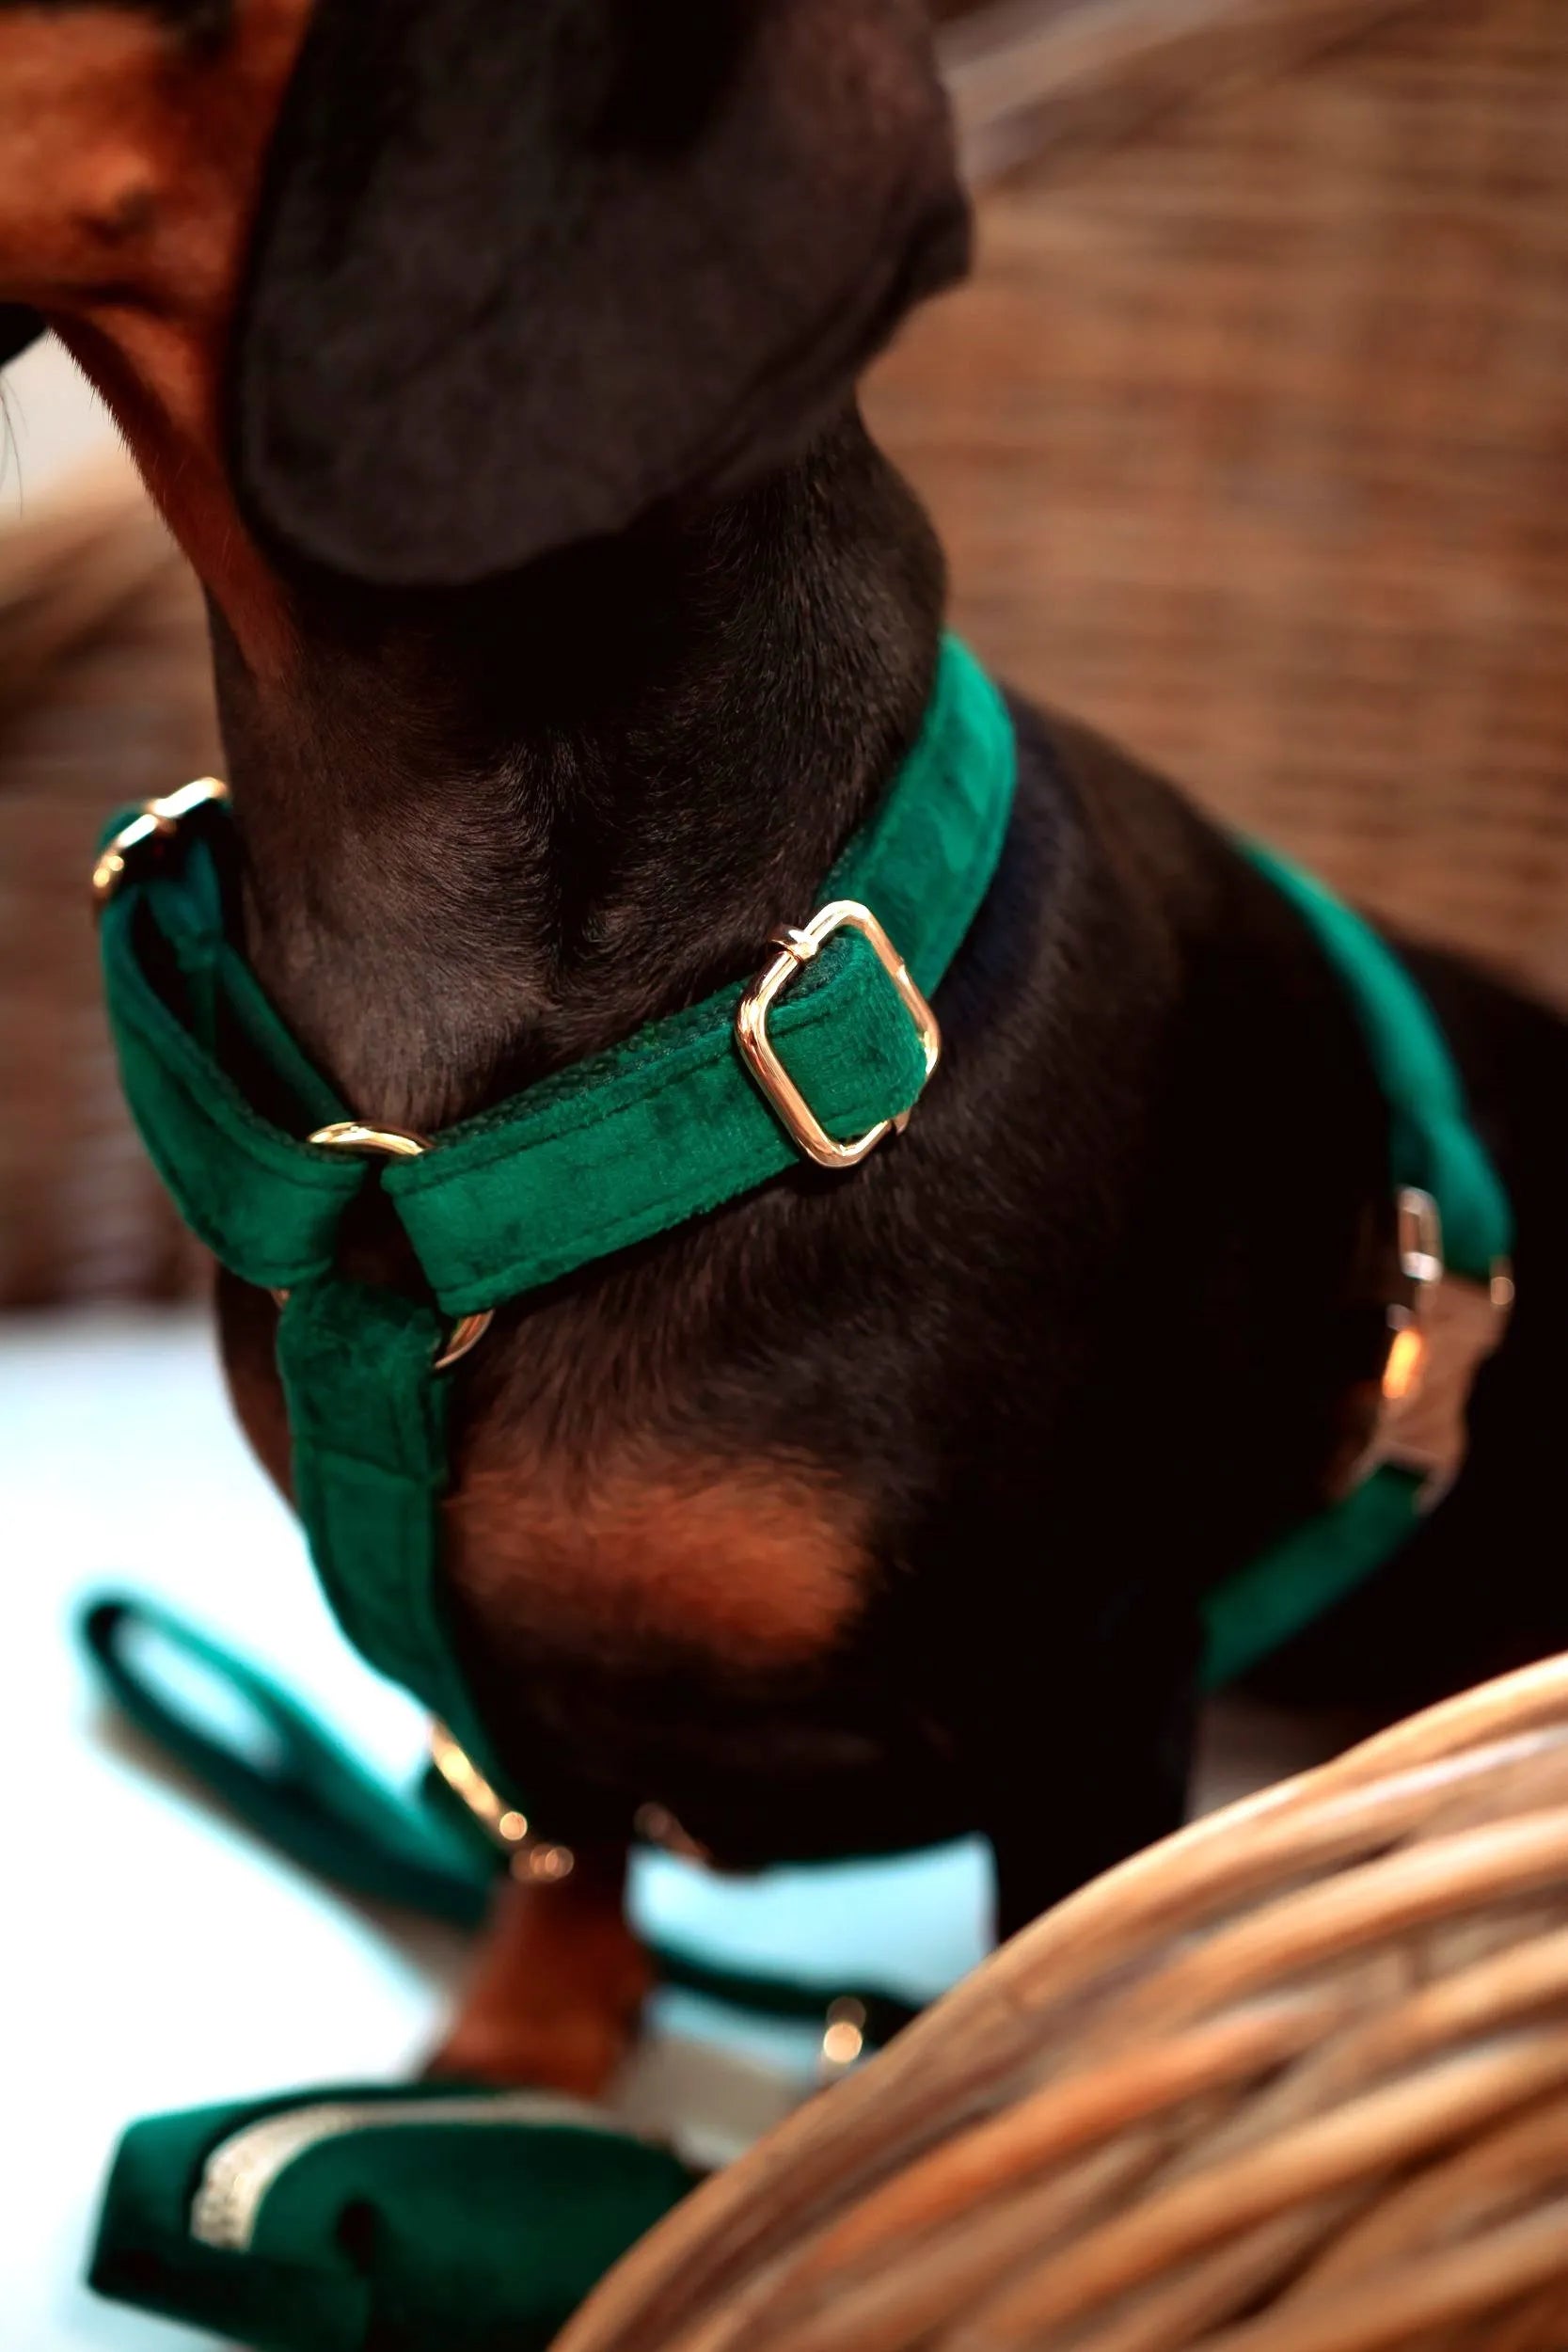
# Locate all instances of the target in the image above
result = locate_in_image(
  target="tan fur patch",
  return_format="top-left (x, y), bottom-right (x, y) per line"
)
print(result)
top-left (0, 2), bottom-right (314, 673)
top-left (451, 1440), bottom-right (875, 1666)
top-left (429, 1854), bottom-right (648, 2099)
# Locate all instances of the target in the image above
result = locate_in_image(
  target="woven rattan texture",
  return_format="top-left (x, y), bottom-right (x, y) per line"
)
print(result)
top-left (869, 0), bottom-right (1568, 1005)
top-left (562, 1655), bottom-right (1568, 2352)
top-left (5, 0), bottom-right (1565, 1304)
top-left (0, 470), bottom-right (217, 1304)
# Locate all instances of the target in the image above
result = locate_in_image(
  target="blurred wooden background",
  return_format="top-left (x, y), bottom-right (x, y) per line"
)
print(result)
top-left (4, 0), bottom-right (1567, 1305)
top-left (869, 0), bottom-right (1568, 992)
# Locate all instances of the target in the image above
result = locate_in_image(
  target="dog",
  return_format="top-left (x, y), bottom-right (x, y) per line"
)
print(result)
top-left (8, 0), bottom-right (1568, 2098)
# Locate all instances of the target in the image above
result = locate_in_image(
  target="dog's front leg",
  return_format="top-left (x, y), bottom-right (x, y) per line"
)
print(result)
top-left (977, 1596), bottom-right (1202, 1946)
top-left (429, 1844), bottom-right (649, 2099)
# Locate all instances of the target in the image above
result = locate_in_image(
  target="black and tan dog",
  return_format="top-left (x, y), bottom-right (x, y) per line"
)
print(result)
top-left (7, 0), bottom-right (1568, 2095)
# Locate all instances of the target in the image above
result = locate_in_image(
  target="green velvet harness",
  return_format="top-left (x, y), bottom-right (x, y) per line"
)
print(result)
top-left (95, 634), bottom-right (1513, 1843)
top-left (85, 639), bottom-right (1516, 2352)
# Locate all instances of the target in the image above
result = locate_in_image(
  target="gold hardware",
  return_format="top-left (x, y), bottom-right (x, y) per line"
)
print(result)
top-left (1372, 1186), bottom-right (1446, 1425)
top-left (92, 777), bottom-right (230, 908)
top-left (429, 1724), bottom-right (576, 1883)
top-left (308, 1120), bottom-right (431, 1162)
top-left (1396, 1186), bottom-right (1444, 1290)
top-left (271, 1122), bottom-right (493, 1373)
top-left (735, 899), bottom-right (941, 1170)
top-left (819, 1996), bottom-right (868, 2075)
top-left (1370, 1187), bottom-right (1513, 1506)
top-left (518, 1845), bottom-right (577, 1883)
top-left (97, 792), bottom-right (489, 1372)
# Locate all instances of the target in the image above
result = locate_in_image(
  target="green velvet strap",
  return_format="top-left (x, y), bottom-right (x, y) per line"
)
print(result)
top-left (102, 635), bottom-right (1014, 1313)
top-left (389, 932), bottom-right (933, 1311)
top-left (273, 1280), bottom-right (495, 1762)
top-left (389, 636), bottom-right (1015, 1311)
top-left (99, 837), bottom-right (359, 1291)
top-left (1198, 848), bottom-right (1515, 1686)
top-left (1246, 844), bottom-right (1510, 1283)
top-left (1201, 1463), bottom-right (1426, 1690)
top-left (97, 631), bottom-right (1512, 1809)
top-left (98, 635), bottom-right (1016, 1800)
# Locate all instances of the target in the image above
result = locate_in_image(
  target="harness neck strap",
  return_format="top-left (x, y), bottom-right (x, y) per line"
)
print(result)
top-left (96, 638), bottom-right (1514, 1835)
top-left (97, 637), bottom-right (1018, 1806)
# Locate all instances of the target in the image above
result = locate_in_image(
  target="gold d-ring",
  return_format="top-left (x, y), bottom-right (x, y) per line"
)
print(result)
top-left (91, 777), bottom-right (230, 908)
top-left (273, 1121), bottom-right (493, 1373)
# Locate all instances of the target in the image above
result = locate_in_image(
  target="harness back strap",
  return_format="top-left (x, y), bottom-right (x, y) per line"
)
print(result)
top-left (1201, 847), bottom-right (1513, 1687)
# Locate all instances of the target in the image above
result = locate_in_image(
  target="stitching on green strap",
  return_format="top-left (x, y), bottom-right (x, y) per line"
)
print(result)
top-left (101, 924), bottom-right (364, 1288)
top-left (390, 934), bottom-right (933, 1311)
top-left (387, 932), bottom-right (916, 1182)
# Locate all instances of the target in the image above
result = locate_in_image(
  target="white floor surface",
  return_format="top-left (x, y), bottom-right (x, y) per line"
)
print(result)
top-left (2, 1311), bottom-right (992, 2352)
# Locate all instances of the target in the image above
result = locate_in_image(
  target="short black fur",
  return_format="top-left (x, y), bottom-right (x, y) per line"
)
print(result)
top-left (203, 0), bottom-right (1568, 1946)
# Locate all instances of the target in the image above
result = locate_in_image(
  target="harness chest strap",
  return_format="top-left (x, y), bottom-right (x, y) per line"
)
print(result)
top-left (94, 640), bottom-right (1513, 1850)
top-left (95, 637), bottom-right (1015, 1818)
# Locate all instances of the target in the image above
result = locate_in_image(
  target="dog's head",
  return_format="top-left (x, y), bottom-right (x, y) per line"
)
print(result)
top-left (0, 0), bottom-right (967, 653)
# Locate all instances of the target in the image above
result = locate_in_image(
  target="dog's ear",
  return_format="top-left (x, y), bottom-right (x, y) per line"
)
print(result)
top-left (230, 0), bottom-right (969, 587)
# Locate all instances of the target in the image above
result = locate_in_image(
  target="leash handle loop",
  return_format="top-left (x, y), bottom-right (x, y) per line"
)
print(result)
top-left (78, 1595), bottom-right (919, 2047)
top-left (79, 1593), bottom-right (492, 1929)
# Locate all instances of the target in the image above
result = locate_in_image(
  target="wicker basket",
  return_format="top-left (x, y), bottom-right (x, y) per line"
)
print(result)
top-left (870, 0), bottom-right (1568, 1005)
top-left (561, 1652), bottom-right (1568, 2352)
top-left (0, 461), bottom-right (216, 1305)
top-left (4, 0), bottom-right (1566, 1303)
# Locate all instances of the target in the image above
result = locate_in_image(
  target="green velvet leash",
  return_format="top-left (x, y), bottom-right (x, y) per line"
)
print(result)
top-left (90, 2079), bottom-right (699, 2352)
top-left (81, 1594), bottom-right (491, 1931)
top-left (80, 1590), bottom-right (924, 2046)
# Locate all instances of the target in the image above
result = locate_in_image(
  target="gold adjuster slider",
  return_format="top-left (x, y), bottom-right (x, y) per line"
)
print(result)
top-left (91, 777), bottom-right (230, 909)
top-left (736, 900), bottom-right (941, 1171)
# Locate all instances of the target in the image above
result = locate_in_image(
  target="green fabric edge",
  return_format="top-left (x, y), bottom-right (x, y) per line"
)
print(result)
top-left (1201, 1465), bottom-right (1424, 1690)
top-left (1201, 849), bottom-right (1513, 1686)
top-left (251, 2115), bottom-right (694, 2352)
top-left (1243, 843), bottom-right (1513, 1278)
top-left (90, 2084), bottom-right (694, 2352)
top-left (387, 633), bottom-right (1017, 1311)
top-left (100, 635), bottom-right (1015, 1315)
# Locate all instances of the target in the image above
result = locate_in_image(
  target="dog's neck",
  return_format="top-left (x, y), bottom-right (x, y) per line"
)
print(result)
top-left (208, 408), bottom-right (945, 1133)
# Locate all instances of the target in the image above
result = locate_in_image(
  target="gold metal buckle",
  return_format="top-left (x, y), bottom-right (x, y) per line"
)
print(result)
top-left (274, 1121), bottom-right (494, 1374)
top-left (91, 776), bottom-right (230, 908)
top-left (1372, 1185), bottom-right (1513, 1505)
top-left (735, 899), bottom-right (942, 1171)
top-left (429, 1723), bottom-right (576, 1883)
